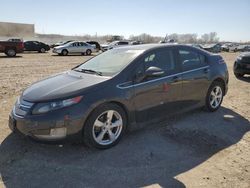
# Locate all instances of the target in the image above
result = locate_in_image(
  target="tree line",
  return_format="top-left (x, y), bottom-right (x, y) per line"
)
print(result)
top-left (129, 32), bottom-right (220, 44)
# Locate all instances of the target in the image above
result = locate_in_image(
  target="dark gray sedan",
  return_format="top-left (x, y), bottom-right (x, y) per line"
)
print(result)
top-left (9, 44), bottom-right (229, 149)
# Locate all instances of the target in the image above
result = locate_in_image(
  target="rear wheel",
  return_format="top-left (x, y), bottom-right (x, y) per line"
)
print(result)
top-left (205, 81), bottom-right (224, 112)
top-left (86, 49), bottom-right (92, 56)
top-left (83, 103), bottom-right (127, 149)
top-left (40, 48), bottom-right (46, 53)
top-left (61, 49), bottom-right (68, 56)
top-left (5, 49), bottom-right (16, 57)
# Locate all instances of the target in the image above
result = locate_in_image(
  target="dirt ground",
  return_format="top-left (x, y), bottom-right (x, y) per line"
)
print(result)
top-left (0, 51), bottom-right (249, 188)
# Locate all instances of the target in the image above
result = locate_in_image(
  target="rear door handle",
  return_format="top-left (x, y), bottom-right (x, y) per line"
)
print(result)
top-left (172, 76), bottom-right (181, 82)
top-left (204, 68), bottom-right (210, 74)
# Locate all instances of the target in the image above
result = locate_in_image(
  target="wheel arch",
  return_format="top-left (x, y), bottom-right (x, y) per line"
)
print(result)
top-left (5, 46), bottom-right (16, 51)
top-left (83, 100), bottom-right (130, 128)
top-left (81, 100), bottom-right (131, 137)
top-left (211, 77), bottom-right (226, 95)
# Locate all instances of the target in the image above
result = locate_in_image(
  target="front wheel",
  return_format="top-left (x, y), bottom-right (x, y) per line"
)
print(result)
top-left (83, 104), bottom-right (127, 149)
top-left (5, 49), bottom-right (16, 57)
top-left (61, 49), bottom-right (68, 56)
top-left (86, 49), bottom-right (92, 56)
top-left (205, 82), bottom-right (224, 112)
top-left (40, 48), bottom-right (46, 53)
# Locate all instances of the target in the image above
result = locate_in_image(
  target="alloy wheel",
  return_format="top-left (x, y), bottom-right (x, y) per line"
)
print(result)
top-left (92, 110), bottom-right (123, 145)
top-left (209, 86), bottom-right (223, 109)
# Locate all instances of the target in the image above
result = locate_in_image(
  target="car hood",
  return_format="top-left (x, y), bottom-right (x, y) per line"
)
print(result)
top-left (22, 70), bottom-right (110, 102)
top-left (101, 44), bottom-right (109, 48)
top-left (54, 45), bottom-right (64, 49)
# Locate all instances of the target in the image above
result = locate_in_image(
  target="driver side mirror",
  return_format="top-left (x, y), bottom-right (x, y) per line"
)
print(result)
top-left (145, 66), bottom-right (165, 78)
top-left (134, 66), bottom-right (165, 83)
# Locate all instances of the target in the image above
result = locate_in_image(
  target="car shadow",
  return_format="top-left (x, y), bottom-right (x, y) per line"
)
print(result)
top-left (0, 55), bottom-right (22, 59)
top-left (51, 54), bottom-right (95, 57)
top-left (236, 75), bottom-right (250, 83)
top-left (0, 107), bottom-right (249, 187)
top-left (23, 51), bottom-right (50, 54)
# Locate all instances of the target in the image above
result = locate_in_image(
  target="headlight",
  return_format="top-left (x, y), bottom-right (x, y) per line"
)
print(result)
top-left (32, 96), bottom-right (83, 115)
top-left (237, 56), bottom-right (242, 61)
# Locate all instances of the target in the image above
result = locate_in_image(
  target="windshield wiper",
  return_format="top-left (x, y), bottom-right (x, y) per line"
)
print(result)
top-left (74, 68), bottom-right (102, 76)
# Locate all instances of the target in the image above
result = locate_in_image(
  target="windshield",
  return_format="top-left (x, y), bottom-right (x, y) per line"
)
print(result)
top-left (108, 41), bottom-right (118, 46)
top-left (74, 49), bottom-right (144, 76)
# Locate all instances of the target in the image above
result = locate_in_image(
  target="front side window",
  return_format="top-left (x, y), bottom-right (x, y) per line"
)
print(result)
top-left (179, 49), bottom-right (206, 71)
top-left (144, 49), bottom-right (175, 73)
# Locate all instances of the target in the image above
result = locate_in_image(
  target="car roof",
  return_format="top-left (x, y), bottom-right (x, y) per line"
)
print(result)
top-left (114, 43), bottom-right (199, 51)
top-left (113, 43), bottom-right (212, 56)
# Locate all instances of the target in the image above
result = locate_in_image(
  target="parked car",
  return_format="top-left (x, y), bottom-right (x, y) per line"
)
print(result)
top-left (86, 41), bottom-right (101, 51)
top-left (237, 45), bottom-right (250, 52)
top-left (101, 41), bottom-right (130, 51)
top-left (24, 41), bottom-right (50, 53)
top-left (8, 38), bottom-right (23, 42)
top-left (130, 41), bottom-right (143, 45)
top-left (0, 39), bottom-right (24, 57)
top-left (202, 44), bottom-right (221, 53)
top-left (52, 41), bottom-right (95, 56)
top-left (9, 44), bottom-right (228, 149)
top-left (243, 45), bottom-right (250, 52)
top-left (234, 52), bottom-right (250, 78)
top-left (50, 40), bottom-right (75, 48)
top-left (221, 43), bottom-right (239, 52)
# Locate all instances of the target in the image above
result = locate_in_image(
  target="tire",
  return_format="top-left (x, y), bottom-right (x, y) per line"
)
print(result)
top-left (61, 49), bottom-right (68, 56)
top-left (86, 49), bottom-right (92, 56)
top-left (234, 72), bottom-right (244, 78)
top-left (83, 103), bottom-right (127, 149)
top-left (5, 49), bottom-right (16, 57)
top-left (205, 81), bottom-right (224, 112)
top-left (40, 48), bottom-right (46, 53)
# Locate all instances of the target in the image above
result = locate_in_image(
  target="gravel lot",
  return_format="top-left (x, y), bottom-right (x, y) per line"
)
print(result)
top-left (0, 51), bottom-right (249, 188)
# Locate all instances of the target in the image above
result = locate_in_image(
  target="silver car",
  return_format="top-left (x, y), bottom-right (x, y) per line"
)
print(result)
top-left (101, 41), bottom-right (130, 51)
top-left (53, 41), bottom-right (95, 56)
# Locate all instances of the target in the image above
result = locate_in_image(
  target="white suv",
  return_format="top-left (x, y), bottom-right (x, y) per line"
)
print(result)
top-left (101, 41), bottom-right (130, 51)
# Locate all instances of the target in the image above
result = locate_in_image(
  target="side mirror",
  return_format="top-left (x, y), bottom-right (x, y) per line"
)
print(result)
top-left (145, 66), bottom-right (165, 78)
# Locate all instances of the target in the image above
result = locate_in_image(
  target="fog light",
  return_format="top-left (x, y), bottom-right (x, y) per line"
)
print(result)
top-left (50, 127), bottom-right (67, 138)
top-left (34, 127), bottom-right (67, 140)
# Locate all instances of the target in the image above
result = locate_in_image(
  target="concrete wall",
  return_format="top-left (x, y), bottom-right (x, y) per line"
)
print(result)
top-left (0, 22), bottom-right (34, 38)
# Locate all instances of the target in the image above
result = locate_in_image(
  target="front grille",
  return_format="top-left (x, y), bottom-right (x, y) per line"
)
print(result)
top-left (14, 97), bottom-right (34, 117)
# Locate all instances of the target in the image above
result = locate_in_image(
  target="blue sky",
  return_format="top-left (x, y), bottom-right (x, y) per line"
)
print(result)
top-left (1, 0), bottom-right (250, 42)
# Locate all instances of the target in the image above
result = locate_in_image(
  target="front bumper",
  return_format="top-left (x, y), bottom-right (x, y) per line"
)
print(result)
top-left (234, 61), bottom-right (250, 74)
top-left (52, 48), bottom-right (61, 54)
top-left (9, 101), bottom-right (89, 141)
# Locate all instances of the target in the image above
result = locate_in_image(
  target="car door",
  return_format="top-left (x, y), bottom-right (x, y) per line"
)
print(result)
top-left (132, 48), bottom-right (182, 122)
top-left (32, 41), bottom-right (40, 51)
top-left (177, 47), bottom-right (210, 108)
top-left (24, 41), bottom-right (32, 51)
top-left (79, 42), bottom-right (88, 53)
top-left (68, 42), bottom-right (78, 53)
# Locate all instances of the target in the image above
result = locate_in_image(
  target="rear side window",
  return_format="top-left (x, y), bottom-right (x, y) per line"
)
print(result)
top-left (79, 42), bottom-right (88, 46)
top-left (144, 49), bottom-right (175, 74)
top-left (178, 50), bottom-right (207, 71)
